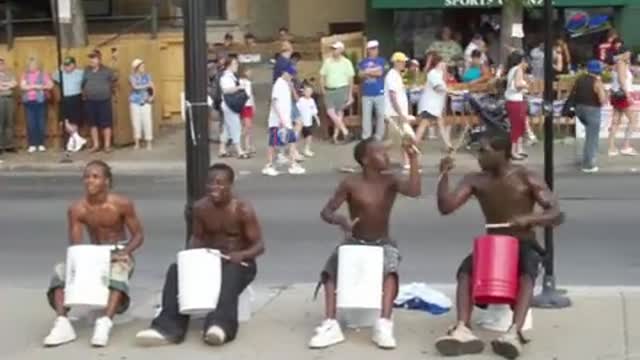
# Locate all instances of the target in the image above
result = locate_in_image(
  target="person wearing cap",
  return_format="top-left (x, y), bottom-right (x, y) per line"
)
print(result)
top-left (82, 49), bottom-right (117, 153)
top-left (385, 52), bottom-right (416, 169)
top-left (273, 41), bottom-right (294, 83)
top-left (608, 46), bottom-right (638, 157)
top-left (0, 56), bottom-right (17, 157)
top-left (320, 41), bottom-right (355, 144)
top-left (572, 60), bottom-right (608, 173)
top-left (358, 40), bottom-right (387, 141)
top-left (128, 58), bottom-right (154, 150)
top-left (53, 56), bottom-right (87, 152)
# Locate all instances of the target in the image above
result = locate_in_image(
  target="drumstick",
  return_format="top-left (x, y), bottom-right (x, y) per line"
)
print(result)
top-left (387, 118), bottom-right (422, 154)
top-left (485, 223), bottom-right (512, 229)
top-left (217, 253), bottom-right (249, 267)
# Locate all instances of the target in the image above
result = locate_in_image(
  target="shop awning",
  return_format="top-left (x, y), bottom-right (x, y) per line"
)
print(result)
top-left (372, 0), bottom-right (629, 8)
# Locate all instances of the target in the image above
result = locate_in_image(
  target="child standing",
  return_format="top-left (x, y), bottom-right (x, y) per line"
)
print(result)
top-left (239, 66), bottom-right (256, 155)
top-left (296, 84), bottom-right (320, 157)
top-left (262, 66), bottom-right (306, 176)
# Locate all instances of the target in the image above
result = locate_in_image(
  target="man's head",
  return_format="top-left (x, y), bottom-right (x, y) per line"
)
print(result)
top-left (391, 52), bottom-right (408, 71)
top-left (471, 49), bottom-right (483, 66)
top-left (244, 33), bottom-right (256, 47)
top-left (354, 138), bottom-right (390, 171)
top-left (439, 27), bottom-right (452, 41)
top-left (207, 163), bottom-right (235, 205)
top-left (474, 131), bottom-right (511, 171)
top-left (366, 40), bottom-right (380, 58)
top-left (290, 51), bottom-right (302, 64)
top-left (471, 33), bottom-right (484, 46)
top-left (63, 56), bottom-right (76, 72)
top-left (279, 27), bottom-right (291, 41)
top-left (83, 160), bottom-right (112, 196)
top-left (88, 49), bottom-right (102, 67)
top-left (224, 33), bottom-right (234, 46)
top-left (331, 41), bottom-right (345, 58)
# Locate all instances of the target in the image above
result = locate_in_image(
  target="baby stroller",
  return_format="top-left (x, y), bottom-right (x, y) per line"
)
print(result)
top-left (463, 93), bottom-right (511, 147)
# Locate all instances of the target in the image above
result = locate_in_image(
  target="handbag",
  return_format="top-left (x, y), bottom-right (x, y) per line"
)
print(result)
top-left (611, 89), bottom-right (626, 102)
top-left (561, 83), bottom-right (577, 118)
top-left (223, 90), bottom-right (248, 113)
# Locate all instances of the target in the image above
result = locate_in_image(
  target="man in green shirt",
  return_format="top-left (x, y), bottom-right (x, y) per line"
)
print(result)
top-left (320, 41), bottom-right (355, 144)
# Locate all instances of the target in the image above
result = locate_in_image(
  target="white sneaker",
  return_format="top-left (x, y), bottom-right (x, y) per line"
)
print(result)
top-left (27, 146), bottom-right (36, 153)
top-left (38, 145), bottom-right (46, 152)
top-left (303, 149), bottom-right (315, 157)
top-left (43, 316), bottom-right (77, 347)
top-left (308, 319), bottom-right (345, 349)
top-left (90, 316), bottom-right (113, 347)
top-left (73, 135), bottom-right (87, 152)
top-left (135, 328), bottom-right (170, 347)
top-left (204, 325), bottom-right (226, 346)
top-left (288, 163), bottom-right (306, 175)
top-left (262, 164), bottom-right (279, 177)
top-left (621, 147), bottom-right (639, 156)
top-left (581, 166), bottom-right (599, 173)
top-left (372, 318), bottom-right (397, 349)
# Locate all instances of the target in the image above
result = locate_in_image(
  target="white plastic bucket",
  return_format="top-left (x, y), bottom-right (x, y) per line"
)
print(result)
top-left (336, 245), bottom-right (384, 310)
top-left (338, 308), bottom-right (379, 329)
top-left (474, 304), bottom-right (532, 332)
top-left (63, 244), bottom-right (112, 309)
top-left (178, 249), bottom-right (222, 315)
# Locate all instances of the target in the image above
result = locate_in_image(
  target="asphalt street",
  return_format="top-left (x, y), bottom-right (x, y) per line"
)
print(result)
top-left (1, 172), bottom-right (639, 291)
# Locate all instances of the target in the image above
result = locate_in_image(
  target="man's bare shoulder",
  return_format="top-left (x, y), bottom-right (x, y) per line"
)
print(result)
top-left (107, 193), bottom-right (135, 210)
top-left (235, 198), bottom-right (257, 218)
top-left (68, 199), bottom-right (87, 216)
top-left (193, 197), bottom-right (211, 211)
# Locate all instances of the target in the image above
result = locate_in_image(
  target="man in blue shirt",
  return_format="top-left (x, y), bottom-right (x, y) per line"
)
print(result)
top-left (358, 40), bottom-right (387, 140)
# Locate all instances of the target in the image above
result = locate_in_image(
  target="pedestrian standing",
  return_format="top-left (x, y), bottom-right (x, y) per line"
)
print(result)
top-left (218, 57), bottom-right (249, 159)
top-left (83, 49), bottom-right (117, 153)
top-left (128, 58), bottom-right (154, 150)
top-left (573, 60), bottom-right (608, 173)
top-left (20, 57), bottom-right (53, 153)
top-left (53, 56), bottom-right (87, 152)
top-left (504, 51), bottom-right (529, 160)
top-left (320, 41), bottom-right (355, 144)
top-left (239, 66), bottom-right (256, 155)
top-left (0, 56), bottom-right (17, 157)
top-left (358, 40), bottom-right (387, 141)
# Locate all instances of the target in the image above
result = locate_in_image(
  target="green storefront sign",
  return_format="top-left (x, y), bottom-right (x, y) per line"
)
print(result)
top-left (372, 0), bottom-right (630, 8)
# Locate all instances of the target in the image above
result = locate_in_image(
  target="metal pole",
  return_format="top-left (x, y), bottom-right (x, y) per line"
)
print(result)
top-left (151, 0), bottom-right (159, 39)
top-left (5, 1), bottom-right (13, 50)
top-left (52, 0), bottom-right (72, 162)
top-left (532, 0), bottom-right (571, 309)
top-left (183, 0), bottom-right (210, 248)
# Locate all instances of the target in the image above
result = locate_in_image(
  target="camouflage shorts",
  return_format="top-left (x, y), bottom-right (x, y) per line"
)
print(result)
top-left (47, 252), bottom-right (135, 314)
top-left (321, 238), bottom-right (401, 280)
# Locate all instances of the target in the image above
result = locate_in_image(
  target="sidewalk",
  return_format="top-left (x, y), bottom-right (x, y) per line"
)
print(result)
top-left (2, 122), bottom-right (640, 176)
top-left (3, 284), bottom-right (639, 359)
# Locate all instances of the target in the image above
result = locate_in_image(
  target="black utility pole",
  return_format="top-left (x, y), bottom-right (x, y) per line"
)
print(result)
top-left (52, 0), bottom-right (71, 162)
top-left (182, 0), bottom-right (210, 248)
top-left (532, 0), bottom-right (571, 309)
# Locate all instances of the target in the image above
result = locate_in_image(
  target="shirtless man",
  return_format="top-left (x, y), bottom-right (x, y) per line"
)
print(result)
top-left (44, 160), bottom-right (144, 347)
top-left (434, 131), bottom-right (563, 359)
top-left (308, 137), bottom-right (420, 349)
top-left (136, 163), bottom-right (264, 347)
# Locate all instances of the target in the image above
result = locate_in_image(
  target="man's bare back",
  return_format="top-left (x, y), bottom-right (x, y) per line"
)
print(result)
top-left (68, 193), bottom-right (135, 245)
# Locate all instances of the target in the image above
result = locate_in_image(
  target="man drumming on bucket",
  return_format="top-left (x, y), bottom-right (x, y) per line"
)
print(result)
top-left (309, 137), bottom-right (420, 349)
top-left (434, 130), bottom-right (563, 359)
top-left (44, 160), bottom-right (144, 347)
top-left (136, 163), bottom-right (264, 347)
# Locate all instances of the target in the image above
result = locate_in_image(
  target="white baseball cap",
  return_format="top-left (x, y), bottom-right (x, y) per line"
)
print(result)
top-left (366, 40), bottom-right (379, 49)
top-left (331, 41), bottom-right (345, 50)
top-left (131, 58), bottom-right (144, 69)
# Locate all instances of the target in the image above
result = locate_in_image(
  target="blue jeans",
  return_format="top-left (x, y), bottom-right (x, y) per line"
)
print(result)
top-left (24, 101), bottom-right (47, 147)
top-left (576, 104), bottom-right (602, 169)
top-left (361, 95), bottom-right (385, 140)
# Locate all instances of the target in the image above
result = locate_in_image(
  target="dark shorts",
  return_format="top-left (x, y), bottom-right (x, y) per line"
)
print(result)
top-left (85, 99), bottom-right (113, 129)
top-left (456, 240), bottom-right (542, 282)
top-left (268, 127), bottom-right (297, 147)
top-left (61, 95), bottom-right (84, 126)
top-left (301, 125), bottom-right (314, 138)
top-left (320, 238), bottom-right (401, 281)
top-left (419, 111), bottom-right (438, 120)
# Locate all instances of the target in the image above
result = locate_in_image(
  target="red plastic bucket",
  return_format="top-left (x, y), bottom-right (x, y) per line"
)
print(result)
top-left (472, 235), bottom-right (519, 304)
